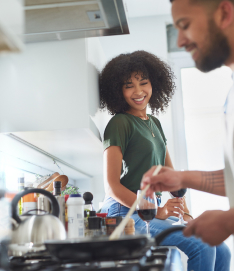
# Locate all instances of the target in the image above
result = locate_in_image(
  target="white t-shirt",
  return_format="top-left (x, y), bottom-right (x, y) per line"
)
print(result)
top-left (223, 72), bottom-right (234, 208)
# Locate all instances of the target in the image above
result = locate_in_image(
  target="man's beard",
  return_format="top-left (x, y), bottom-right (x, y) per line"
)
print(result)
top-left (195, 20), bottom-right (230, 73)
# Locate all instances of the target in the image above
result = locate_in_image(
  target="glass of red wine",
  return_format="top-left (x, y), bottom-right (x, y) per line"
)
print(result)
top-left (136, 190), bottom-right (157, 235)
top-left (169, 188), bottom-right (187, 225)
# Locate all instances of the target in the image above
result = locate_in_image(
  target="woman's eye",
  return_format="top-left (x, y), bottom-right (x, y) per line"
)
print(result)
top-left (125, 86), bottom-right (133, 89)
top-left (141, 82), bottom-right (148, 86)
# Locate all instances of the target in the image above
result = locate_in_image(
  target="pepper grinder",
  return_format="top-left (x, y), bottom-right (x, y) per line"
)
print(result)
top-left (83, 192), bottom-right (95, 213)
top-left (53, 181), bottom-right (65, 227)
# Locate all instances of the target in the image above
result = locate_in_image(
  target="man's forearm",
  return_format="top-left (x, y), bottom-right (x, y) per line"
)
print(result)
top-left (182, 170), bottom-right (226, 196)
top-left (225, 208), bottom-right (234, 235)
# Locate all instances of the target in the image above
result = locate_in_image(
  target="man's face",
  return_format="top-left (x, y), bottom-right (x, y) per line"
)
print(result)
top-left (172, 0), bottom-right (230, 72)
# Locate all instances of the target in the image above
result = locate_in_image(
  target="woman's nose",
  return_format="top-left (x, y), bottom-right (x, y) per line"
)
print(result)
top-left (134, 85), bottom-right (143, 95)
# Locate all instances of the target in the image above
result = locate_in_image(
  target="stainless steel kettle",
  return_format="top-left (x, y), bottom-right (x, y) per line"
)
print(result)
top-left (10, 188), bottom-right (66, 255)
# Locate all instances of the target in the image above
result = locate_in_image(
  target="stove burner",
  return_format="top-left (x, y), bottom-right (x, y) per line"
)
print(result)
top-left (9, 246), bottom-right (179, 271)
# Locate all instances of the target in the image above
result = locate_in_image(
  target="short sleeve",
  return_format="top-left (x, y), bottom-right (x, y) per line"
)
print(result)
top-left (151, 116), bottom-right (167, 145)
top-left (103, 114), bottom-right (133, 155)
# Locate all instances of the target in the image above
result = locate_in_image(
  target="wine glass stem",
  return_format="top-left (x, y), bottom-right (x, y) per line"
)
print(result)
top-left (145, 221), bottom-right (150, 234)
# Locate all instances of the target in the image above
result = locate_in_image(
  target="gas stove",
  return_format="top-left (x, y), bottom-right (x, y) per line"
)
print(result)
top-left (8, 246), bottom-right (183, 271)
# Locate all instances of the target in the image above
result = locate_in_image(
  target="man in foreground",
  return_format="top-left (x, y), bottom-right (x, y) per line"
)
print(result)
top-left (141, 0), bottom-right (234, 246)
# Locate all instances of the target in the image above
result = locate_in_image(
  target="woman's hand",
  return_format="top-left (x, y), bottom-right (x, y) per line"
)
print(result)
top-left (156, 198), bottom-right (184, 220)
top-left (181, 197), bottom-right (193, 222)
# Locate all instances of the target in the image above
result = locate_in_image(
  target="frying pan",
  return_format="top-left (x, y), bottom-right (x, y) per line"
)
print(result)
top-left (45, 226), bottom-right (184, 262)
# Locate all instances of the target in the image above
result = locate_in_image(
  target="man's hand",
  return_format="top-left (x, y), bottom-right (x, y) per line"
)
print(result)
top-left (156, 198), bottom-right (184, 220)
top-left (184, 209), bottom-right (234, 246)
top-left (141, 166), bottom-right (184, 198)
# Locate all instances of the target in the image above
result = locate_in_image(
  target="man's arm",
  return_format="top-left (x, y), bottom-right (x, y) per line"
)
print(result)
top-left (183, 170), bottom-right (226, 196)
top-left (141, 166), bottom-right (226, 197)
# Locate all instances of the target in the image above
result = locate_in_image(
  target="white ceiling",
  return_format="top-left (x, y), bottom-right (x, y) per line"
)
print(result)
top-left (124, 0), bottom-right (171, 18)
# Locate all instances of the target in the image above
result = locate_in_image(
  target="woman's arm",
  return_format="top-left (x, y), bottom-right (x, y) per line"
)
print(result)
top-left (164, 147), bottom-right (174, 169)
top-left (104, 146), bottom-right (137, 208)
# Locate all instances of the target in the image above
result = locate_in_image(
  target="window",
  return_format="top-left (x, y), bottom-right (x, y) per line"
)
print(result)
top-left (170, 52), bottom-right (234, 268)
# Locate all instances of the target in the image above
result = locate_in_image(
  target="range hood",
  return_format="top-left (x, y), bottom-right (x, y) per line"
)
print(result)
top-left (24, 0), bottom-right (129, 43)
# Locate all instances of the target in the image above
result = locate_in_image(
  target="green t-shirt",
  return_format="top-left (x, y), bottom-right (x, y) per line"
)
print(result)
top-left (103, 113), bottom-right (167, 191)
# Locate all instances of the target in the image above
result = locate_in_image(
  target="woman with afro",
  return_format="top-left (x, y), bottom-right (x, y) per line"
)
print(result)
top-left (100, 51), bottom-right (230, 271)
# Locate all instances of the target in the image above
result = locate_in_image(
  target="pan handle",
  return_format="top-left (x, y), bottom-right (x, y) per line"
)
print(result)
top-left (155, 225), bottom-right (185, 246)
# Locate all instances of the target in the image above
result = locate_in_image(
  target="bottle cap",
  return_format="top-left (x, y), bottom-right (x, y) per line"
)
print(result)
top-left (70, 194), bottom-right (82, 197)
top-left (53, 181), bottom-right (61, 188)
top-left (83, 192), bottom-right (93, 204)
top-left (88, 217), bottom-right (102, 230)
top-left (89, 211), bottom-right (96, 217)
top-left (96, 213), bottom-right (107, 218)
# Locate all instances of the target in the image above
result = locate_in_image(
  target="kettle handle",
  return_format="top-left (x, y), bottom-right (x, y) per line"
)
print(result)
top-left (12, 188), bottom-right (60, 223)
top-left (155, 225), bottom-right (185, 246)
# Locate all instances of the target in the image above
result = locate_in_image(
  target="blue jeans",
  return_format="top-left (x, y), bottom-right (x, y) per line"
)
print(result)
top-left (101, 197), bottom-right (231, 271)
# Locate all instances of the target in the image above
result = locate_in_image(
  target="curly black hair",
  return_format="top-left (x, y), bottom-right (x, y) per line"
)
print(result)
top-left (99, 50), bottom-right (176, 115)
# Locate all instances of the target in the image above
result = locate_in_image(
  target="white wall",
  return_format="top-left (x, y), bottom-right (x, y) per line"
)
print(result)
top-left (0, 37), bottom-right (107, 205)
top-left (0, 39), bottom-right (89, 133)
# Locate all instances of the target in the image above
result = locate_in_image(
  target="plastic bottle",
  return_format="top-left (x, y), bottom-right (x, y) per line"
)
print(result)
top-left (17, 176), bottom-right (25, 215)
top-left (67, 194), bottom-right (84, 239)
top-left (64, 195), bottom-right (69, 232)
top-left (53, 181), bottom-right (65, 227)
top-left (84, 210), bottom-right (89, 236)
top-left (23, 183), bottom-right (37, 215)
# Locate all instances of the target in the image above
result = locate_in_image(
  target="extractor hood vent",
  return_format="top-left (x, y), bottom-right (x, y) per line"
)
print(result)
top-left (24, 0), bottom-right (129, 43)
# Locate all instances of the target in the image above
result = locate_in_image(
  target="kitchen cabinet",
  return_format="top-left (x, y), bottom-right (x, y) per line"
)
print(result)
top-left (0, 0), bottom-right (24, 53)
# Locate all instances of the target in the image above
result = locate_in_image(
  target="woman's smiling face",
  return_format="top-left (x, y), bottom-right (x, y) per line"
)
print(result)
top-left (122, 72), bottom-right (152, 113)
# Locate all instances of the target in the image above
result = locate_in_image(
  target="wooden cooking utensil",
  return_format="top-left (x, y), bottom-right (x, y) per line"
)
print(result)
top-left (46, 175), bottom-right (69, 192)
top-left (37, 172), bottom-right (60, 189)
top-left (109, 165), bottom-right (162, 241)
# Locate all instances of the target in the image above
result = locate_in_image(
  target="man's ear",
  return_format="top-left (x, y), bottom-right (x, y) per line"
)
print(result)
top-left (214, 0), bottom-right (234, 29)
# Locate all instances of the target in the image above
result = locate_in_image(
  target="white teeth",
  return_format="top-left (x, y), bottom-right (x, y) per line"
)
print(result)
top-left (134, 97), bottom-right (144, 102)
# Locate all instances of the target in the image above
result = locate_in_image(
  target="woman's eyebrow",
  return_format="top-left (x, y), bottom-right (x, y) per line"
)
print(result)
top-left (140, 77), bottom-right (148, 81)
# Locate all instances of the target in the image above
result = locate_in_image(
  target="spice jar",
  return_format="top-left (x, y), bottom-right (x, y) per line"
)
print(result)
top-left (105, 216), bottom-right (122, 236)
top-left (96, 213), bottom-right (107, 236)
top-left (87, 216), bottom-right (102, 237)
